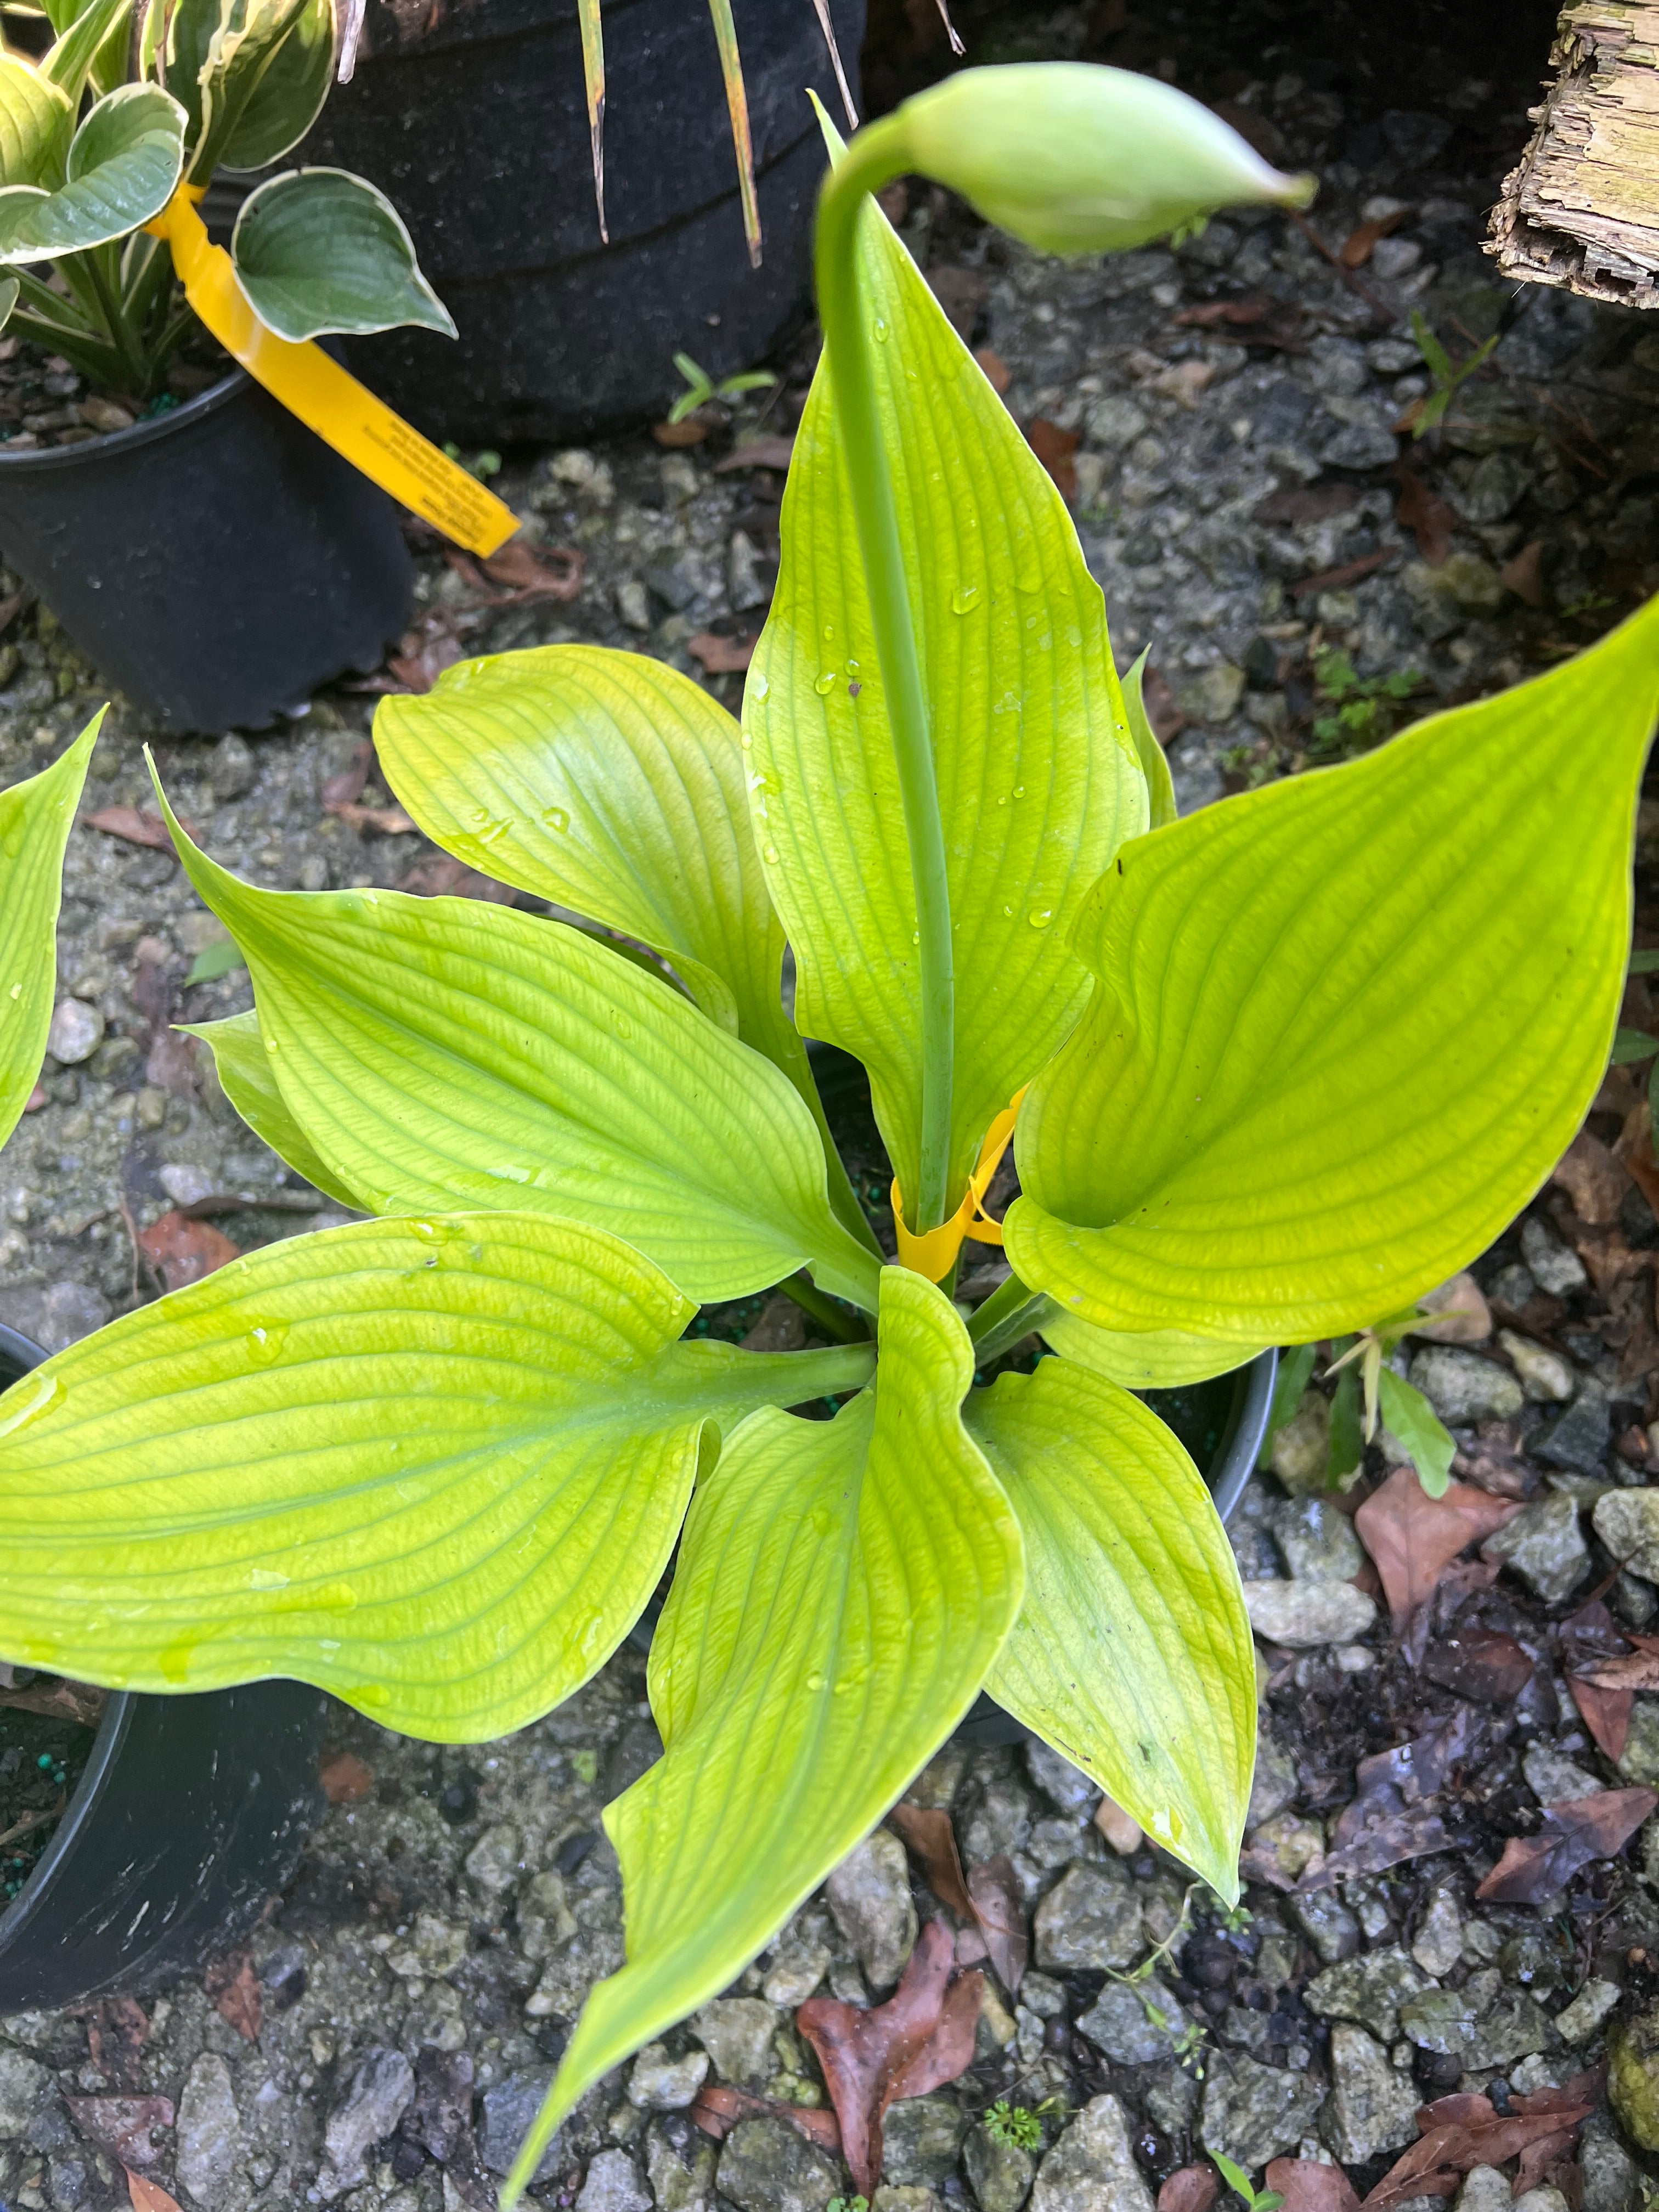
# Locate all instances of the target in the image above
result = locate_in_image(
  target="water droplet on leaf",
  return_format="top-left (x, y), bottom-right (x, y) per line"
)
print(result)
top-left (814, 671), bottom-right (837, 696)
top-left (541, 806), bottom-right (569, 833)
top-left (763, 844), bottom-right (780, 865)
top-left (1027, 909), bottom-right (1053, 929)
top-left (951, 584), bottom-right (980, 614)
top-left (245, 1321), bottom-right (289, 1365)
top-left (751, 670), bottom-right (770, 699)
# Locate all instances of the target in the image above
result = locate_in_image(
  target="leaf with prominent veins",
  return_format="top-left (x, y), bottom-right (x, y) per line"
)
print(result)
top-left (0, 1211), bottom-right (873, 1741)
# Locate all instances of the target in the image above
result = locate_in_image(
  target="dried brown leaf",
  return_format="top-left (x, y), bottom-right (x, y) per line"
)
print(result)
top-left (714, 435), bottom-right (795, 472)
top-left (1267, 2159), bottom-right (1361, 2212)
top-left (1421, 1627), bottom-right (1533, 1705)
top-left (1500, 539), bottom-right (1547, 608)
top-left (888, 1804), bottom-right (975, 1920)
top-left (1353, 1468), bottom-right (1520, 1627)
top-left (1028, 416), bottom-right (1080, 503)
top-left (64, 2096), bottom-right (173, 2168)
top-left (0, 1678), bottom-right (106, 1726)
top-left (319, 1750), bottom-right (374, 1804)
top-left (687, 631), bottom-right (758, 675)
top-left (327, 800), bottom-right (418, 836)
top-left (1394, 462), bottom-right (1453, 567)
top-left (973, 347), bottom-right (1012, 395)
top-left (477, 537), bottom-right (584, 603)
top-left (1160, 2168), bottom-right (1221, 2212)
top-left (137, 1211), bottom-right (238, 1291)
top-left (205, 1950), bottom-right (263, 2041)
top-left (83, 1997), bottom-right (147, 2090)
top-left (653, 414), bottom-right (710, 447)
top-left (690, 2081), bottom-right (842, 2153)
top-left (889, 1968), bottom-right (983, 2100)
top-left (1289, 549), bottom-right (1396, 598)
top-left (796, 1921), bottom-right (975, 2196)
top-left (1552, 1129), bottom-right (1630, 1226)
top-left (966, 1855), bottom-right (1028, 1994)
top-left (1341, 208), bottom-right (1408, 266)
top-left (395, 853), bottom-right (517, 905)
top-left (322, 741), bottom-right (373, 811)
top-left (126, 2172), bottom-right (183, 2212)
top-left (86, 805), bottom-right (199, 851)
top-left (1362, 2079), bottom-right (1596, 2210)
top-left (1141, 664), bottom-right (1187, 744)
top-left (1475, 1788), bottom-right (1657, 1903)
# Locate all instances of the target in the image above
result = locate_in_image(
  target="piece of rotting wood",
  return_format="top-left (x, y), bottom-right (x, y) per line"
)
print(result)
top-left (1488, 2), bottom-right (1659, 307)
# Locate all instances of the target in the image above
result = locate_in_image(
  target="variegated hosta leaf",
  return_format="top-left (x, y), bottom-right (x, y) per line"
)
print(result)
top-left (1009, 594), bottom-right (1659, 1341)
top-left (0, 57), bottom-right (72, 191)
top-left (154, 776), bottom-right (883, 1312)
top-left (0, 715), bottom-right (99, 1153)
top-left (0, 84), bottom-right (184, 261)
top-left (373, 647), bottom-right (873, 1250)
top-left (502, 1268), bottom-right (1024, 2200)
top-left (232, 167), bottom-right (454, 341)
top-left (744, 144), bottom-right (1145, 1209)
top-left (966, 1353), bottom-right (1253, 1899)
top-left (0, 1212), bottom-right (873, 1741)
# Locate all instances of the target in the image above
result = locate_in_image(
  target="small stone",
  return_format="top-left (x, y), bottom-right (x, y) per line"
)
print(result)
top-left (1498, 1331), bottom-right (1575, 1402)
top-left (1304, 1948), bottom-right (1429, 2045)
top-left (38, 1280), bottom-right (110, 1352)
top-left (1075, 1976), bottom-right (1190, 2065)
top-left (1027, 1738), bottom-right (1101, 1815)
top-left (1200, 2056), bottom-right (1325, 2168)
top-left (1290, 1889), bottom-right (1360, 1965)
top-left (1032, 1861), bottom-right (1144, 1973)
top-left (208, 731), bottom-right (256, 799)
top-left (1319, 416), bottom-right (1399, 470)
top-left (1412, 1889), bottom-right (1462, 1978)
top-left (480, 2069), bottom-right (562, 2185)
top-left (1457, 452), bottom-right (1526, 523)
top-left (628, 2042), bottom-right (710, 2111)
top-left (1408, 1346), bottom-right (1523, 1424)
top-left (1521, 1218), bottom-right (1588, 1296)
top-left (883, 2095), bottom-right (967, 2187)
top-left (159, 1162), bottom-right (216, 1206)
top-left (1399, 1982), bottom-right (1551, 2069)
top-left (1171, 663), bottom-right (1246, 725)
top-left (876, 2190), bottom-right (945, 2212)
top-left (1482, 1493), bottom-right (1589, 1604)
top-left (0, 2049), bottom-right (46, 2136)
top-left (1457, 2171), bottom-right (1512, 2212)
top-left (1513, 2189), bottom-right (1569, 2212)
top-left (966, 2120), bottom-right (1036, 2212)
top-left (692, 1998), bottom-right (779, 2087)
top-left (1268, 1498), bottom-right (1365, 1582)
top-left (1246, 1812), bottom-right (1327, 1883)
top-left (318, 2046), bottom-right (414, 2197)
top-left (1522, 1742), bottom-right (1603, 1805)
top-left (1553, 1978), bottom-right (1620, 2045)
top-left (1630, 1706), bottom-right (1659, 1788)
top-left (1248, 1723), bottom-right (1298, 1829)
top-left (1242, 1579), bottom-right (1376, 1649)
top-left (617, 578), bottom-right (652, 630)
top-left (46, 998), bottom-right (103, 1065)
top-left (177, 2053), bottom-right (242, 2207)
top-left (80, 395), bottom-right (134, 433)
top-left (1322, 2024), bottom-right (1420, 2162)
top-left (1087, 397), bottom-right (1149, 450)
top-left (578, 2149), bottom-right (653, 2211)
top-left (764, 1934), bottom-right (831, 2008)
top-left (1595, 1489), bottom-right (1659, 1583)
top-left (961, 1769), bottom-right (1036, 1861)
top-left (1580, 2115), bottom-right (1638, 2212)
top-left (464, 1821), bottom-right (523, 1893)
top-left (1611, 2010), bottom-right (1659, 2149)
top-left (1537, 1387), bottom-right (1612, 1475)
top-left (1033, 2093), bottom-right (1156, 2212)
top-left (826, 1829), bottom-right (917, 1989)
top-left (645, 2113), bottom-right (717, 2212)
top-left (1271, 1392), bottom-right (1331, 1496)
top-left (717, 2114), bottom-right (840, 2212)
top-left (517, 1869), bottom-right (576, 1959)
top-left (386, 1911), bottom-right (467, 1980)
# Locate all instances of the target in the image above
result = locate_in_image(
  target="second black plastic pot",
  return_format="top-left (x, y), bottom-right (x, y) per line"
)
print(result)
top-left (0, 1323), bottom-right (328, 2011)
top-left (0, 367), bottom-right (414, 736)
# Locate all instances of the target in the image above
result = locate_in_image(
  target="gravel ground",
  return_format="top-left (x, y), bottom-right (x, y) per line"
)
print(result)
top-left (5, 1), bottom-right (1659, 2208)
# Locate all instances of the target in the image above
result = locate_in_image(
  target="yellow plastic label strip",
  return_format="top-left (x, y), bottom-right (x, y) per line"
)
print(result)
top-left (893, 1086), bottom-right (1028, 1284)
top-left (144, 187), bottom-right (517, 558)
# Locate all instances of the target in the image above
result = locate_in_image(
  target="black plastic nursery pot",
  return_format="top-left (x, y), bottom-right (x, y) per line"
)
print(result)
top-left (0, 367), bottom-right (414, 737)
top-left (300, 0), bottom-right (868, 444)
top-left (0, 1323), bottom-right (327, 2012)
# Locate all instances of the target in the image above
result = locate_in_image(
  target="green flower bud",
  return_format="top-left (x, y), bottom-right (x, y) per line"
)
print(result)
top-left (895, 61), bottom-right (1315, 256)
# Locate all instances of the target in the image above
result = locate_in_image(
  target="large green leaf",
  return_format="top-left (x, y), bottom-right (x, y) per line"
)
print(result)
top-left (232, 167), bottom-right (454, 341)
top-left (503, 1267), bottom-right (1022, 2202)
top-left (1008, 595), bottom-right (1659, 1341)
top-left (372, 646), bottom-right (869, 1212)
top-left (156, 782), bottom-right (884, 1312)
top-left (185, 1008), bottom-right (367, 1212)
top-left (0, 53), bottom-right (75, 184)
top-left (0, 1211), bottom-right (873, 1741)
top-left (0, 716), bottom-right (98, 1153)
top-left (966, 1355), bottom-right (1252, 1900)
top-left (0, 85), bottom-right (185, 261)
top-left (744, 158), bottom-right (1144, 1210)
top-left (1042, 1306), bottom-right (1266, 1389)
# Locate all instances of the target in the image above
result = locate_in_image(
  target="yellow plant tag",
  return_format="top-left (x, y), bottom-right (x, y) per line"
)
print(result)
top-left (144, 187), bottom-right (517, 558)
top-left (893, 1087), bottom-right (1026, 1283)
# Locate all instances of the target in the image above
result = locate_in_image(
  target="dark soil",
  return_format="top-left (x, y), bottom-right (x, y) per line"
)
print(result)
top-left (0, 1695), bottom-right (97, 1905)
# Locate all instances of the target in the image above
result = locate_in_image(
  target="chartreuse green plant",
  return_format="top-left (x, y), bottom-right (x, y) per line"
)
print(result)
top-left (0, 713), bottom-right (97, 1147)
top-left (0, 60), bottom-right (1651, 2209)
top-left (0, 0), bottom-right (449, 396)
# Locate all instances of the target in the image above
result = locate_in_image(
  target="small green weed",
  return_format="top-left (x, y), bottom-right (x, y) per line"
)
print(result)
top-left (1214, 2152), bottom-right (1286, 2212)
top-left (1308, 650), bottom-right (1420, 759)
top-left (984, 2100), bottom-right (1056, 2150)
top-left (667, 352), bottom-right (779, 424)
top-left (1405, 310), bottom-right (1498, 436)
top-left (827, 2197), bottom-right (870, 2212)
top-left (442, 443), bottom-right (503, 481)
